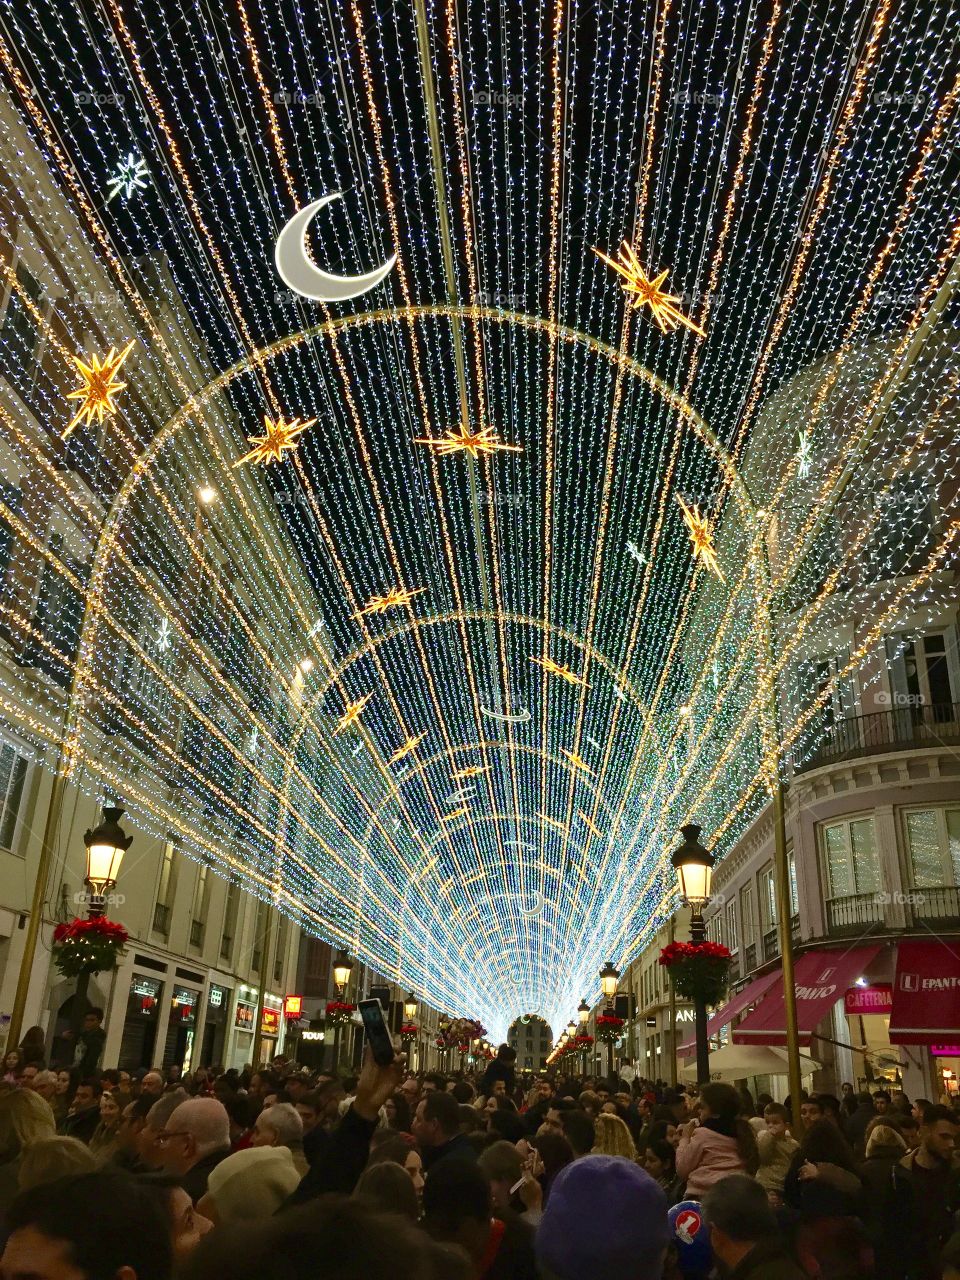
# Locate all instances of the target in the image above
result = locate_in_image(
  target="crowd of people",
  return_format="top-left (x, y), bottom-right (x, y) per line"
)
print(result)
top-left (0, 1028), bottom-right (957, 1280)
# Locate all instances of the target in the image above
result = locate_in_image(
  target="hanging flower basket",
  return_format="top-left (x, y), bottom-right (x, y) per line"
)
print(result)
top-left (400, 1023), bottom-right (418, 1044)
top-left (658, 941), bottom-right (732, 1008)
top-left (574, 1034), bottom-right (594, 1050)
top-left (436, 1017), bottom-right (487, 1050)
top-left (595, 1013), bottom-right (625, 1044)
top-left (52, 917), bottom-right (128, 979)
top-left (325, 1000), bottom-right (356, 1026)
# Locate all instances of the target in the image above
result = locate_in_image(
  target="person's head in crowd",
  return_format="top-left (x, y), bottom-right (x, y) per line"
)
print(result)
top-left (897, 1112), bottom-right (921, 1149)
top-left (354, 1161), bottom-right (419, 1221)
top-left (100, 1069), bottom-right (121, 1092)
top-left (81, 1009), bottom-right (104, 1036)
top-left (489, 1108), bottom-right (527, 1144)
top-left (412, 1090), bottom-right (460, 1149)
top-left (29, 1071), bottom-right (58, 1105)
top-left (116, 1095), bottom-right (153, 1157)
top-left (815, 1094), bottom-right (842, 1126)
top-left (800, 1096), bottom-right (825, 1127)
top-left (477, 1140), bottom-right (523, 1215)
top-left (71, 1079), bottom-right (101, 1113)
top-left (542, 1096), bottom-right (577, 1135)
top-left (841, 1082), bottom-right (854, 1098)
top-left (913, 1098), bottom-right (934, 1125)
top-left (0, 1087), bottom-right (56, 1165)
top-left (399, 1076), bottom-right (420, 1110)
top-left (294, 1089), bottom-right (322, 1135)
top-left (763, 1102), bottom-right (790, 1137)
top-left (643, 1139), bottom-right (678, 1185)
top-left (383, 1092), bottom-right (412, 1132)
top-left (98, 1090), bottom-right (122, 1130)
top-left (156, 1097), bottom-right (230, 1178)
top-left (451, 1081), bottom-right (475, 1105)
top-left (494, 1043), bottom-right (516, 1064)
top-left (593, 1112), bottom-right (638, 1160)
top-left (919, 1104), bottom-right (959, 1165)
top-left (140, 1070), bottom-right (164, 1098)
top-left (17, 1137), bottom-right (95, 1191)
top-left (537, 1155), bottom-right (670, 1280)
top-left (19, 1028), bottom-right (45, 1059)
top-left (55, 1071), bottom-right (72, 1100)
top-left (422, 1159), bottom-right (496, 1264)
top-left (2, 1170), bottom-right (172, 1280)
top-left (20, 1065), bottom-right (39, 1090)
top-left (702, 1173), bottom-right (781, 1272)
top-left (536, 1078), bottom-right (555, 1104)
top-left (799, 1118), bottom-right (858, 1170)
top-left (560, 1108), bottom-right (595, 1157)
top-left (3, 1050), bottom-right (22, 1077)
top-left (181, 1196), bottom-right (448, 1280)
top-left (421, 1072), bottom-right (446, 1095)
top-left (532, 1130), bottom-right (575, 1190)
top-left (138, 1090), bottom-right (189, 1170)
top-left (577, 1089), bottom-right (600, 1120)
top-left (252, 1101), bottom-right (303, 1150)
top-left (737, 1088), bottom-right (756, 1118)
top-left (458, 1103), bottom-right (482, 1134)
top-left (942, 1231), bottom-right (960, 1280)
top-left (873, 1089), bottom-right (891, 1115)
top-left (283, 1075), bottom-right (310, 1104)
top-left (197, 1146), bottom-right (300, 1225)
top-left (366, 1133), bottom-right (424, 1203)
top-left (138, 1173), bottom-right (213, 1266)
top-left (865, 1123), bottom-right (907, 1158)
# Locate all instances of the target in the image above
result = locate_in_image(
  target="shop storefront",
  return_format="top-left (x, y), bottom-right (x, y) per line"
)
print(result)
top-left (117, 971), bottom-right (165, 1072)
top-left (200, 984), bottom-right (231, 1068)
top-left (889, 939), bottom-right (960, 1100)
top-left (229, 992), bottom-right (284, 1069)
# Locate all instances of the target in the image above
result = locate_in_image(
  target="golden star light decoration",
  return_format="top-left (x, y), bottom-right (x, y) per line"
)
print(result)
top-left (414, 423), bottom-right (523, 459)
top-left (352, 586), bottom-right (426, 619)
top-left (442, 806), bottom-right (469, 824)
top-left (578, 809), bottom-right (603, 838)
top-left (677, 495), bottom-right (725, 582)
top-left (334, 693), bottom-right (372, 735)
top-left (233, 414), bottom-right (317, 468)
top-left (453, 764), bottom-right (491, 780)
top-left (594, 241), bottom-right (706, 336)
top-left (389, 733), bottom-right (426, 765)
top-left (531, 655), bottom-right (589, 689)
top-left (63, 339), bottom-right (135, 439)
top-left (562, 748), bottom-right (595, 778)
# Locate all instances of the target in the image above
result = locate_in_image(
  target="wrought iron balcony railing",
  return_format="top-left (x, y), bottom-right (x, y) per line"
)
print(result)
top-left (794, 702), bottom-right (960, 774)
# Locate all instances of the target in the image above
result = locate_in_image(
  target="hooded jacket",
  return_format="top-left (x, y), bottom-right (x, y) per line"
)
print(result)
top-left (676, 1120), bottom-right (749, 1197)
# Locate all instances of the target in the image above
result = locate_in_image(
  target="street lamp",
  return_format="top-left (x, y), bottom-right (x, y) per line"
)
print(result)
top-left (578, 998), bottom-right (590, 1074)
top-left (331, 950), bottom-right (354, 1068)
top-left (671, 822), bottom-right (716, 1088)
top-left (83, 806), bottom-right (132, 917)
top-left (402, 992), bottom-right (418, 1070)
top-left (599, 962), bottom-right (620, 1081)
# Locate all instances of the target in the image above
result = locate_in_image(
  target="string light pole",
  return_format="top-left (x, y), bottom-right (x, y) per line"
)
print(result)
top-left (670, 824), bottom-right (716, 1088)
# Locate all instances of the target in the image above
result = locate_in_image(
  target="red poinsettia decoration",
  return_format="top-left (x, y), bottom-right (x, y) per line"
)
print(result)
top-left (52, 916), bottom-right (129, 978)
top-left (325, 1000), bottom-right (356, 1026)
top-left (658, 940), bottom-right (732, 1006)
top-left (595, 1012), bottom-right (625, 1043)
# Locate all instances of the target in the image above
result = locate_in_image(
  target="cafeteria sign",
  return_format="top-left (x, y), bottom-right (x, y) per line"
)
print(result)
top-left (844, 984), bottom-right (892, 1016)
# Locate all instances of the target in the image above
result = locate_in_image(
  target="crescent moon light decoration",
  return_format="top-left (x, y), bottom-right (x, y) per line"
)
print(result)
top-left (480, 704), bottom-right (532, 724)
top-left (275, 193), bottom-right (397, 303)
top-left (517, 892), bottom-right (544, 918)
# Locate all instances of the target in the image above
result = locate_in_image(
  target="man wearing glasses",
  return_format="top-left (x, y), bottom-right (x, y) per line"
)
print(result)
top-left (154, 1097), bottom-right (231, 1204)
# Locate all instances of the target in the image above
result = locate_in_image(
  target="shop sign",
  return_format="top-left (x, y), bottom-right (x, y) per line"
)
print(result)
top-left (284, 994), bottom-right (303, 1017)
top-left (209, 986), bottom-right (224, 1008)
top-left (931, 1045), bottom-right (960, 1056)
top-left (674, 1007), bottom-right (696, 1024)
top-left (844, 984), bottom-right (892, 1015)
top-left (235, 1002), bottom-right (255, 1030)
top-left (262, 1008), bottom-right (280, 1037)
top-left (301, 1030), bottom-right (325, 1042)
top-left (131, 977), bottom-right (161, 998)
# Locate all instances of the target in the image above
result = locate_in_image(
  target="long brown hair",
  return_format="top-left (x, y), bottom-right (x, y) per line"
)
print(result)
top-left (700, 1082), bottom-right (759, 1175)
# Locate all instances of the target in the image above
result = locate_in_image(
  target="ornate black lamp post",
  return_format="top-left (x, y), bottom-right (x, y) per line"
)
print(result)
top-left (670, 823), bottom-right (716, 1087)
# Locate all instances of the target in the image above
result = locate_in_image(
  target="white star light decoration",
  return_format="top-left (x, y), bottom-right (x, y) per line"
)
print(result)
top-left (626, 540), bottom-right (647, 567)
top-left (105, 154), bottom-right (150, 205)
top-left (155, 617), bottom-right (172, 652)
top-left (796, 430), bottom-right (813, 479)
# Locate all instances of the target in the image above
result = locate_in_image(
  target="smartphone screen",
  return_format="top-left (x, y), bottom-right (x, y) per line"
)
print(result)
top-left (358, 998), bottom-right (395, 1066)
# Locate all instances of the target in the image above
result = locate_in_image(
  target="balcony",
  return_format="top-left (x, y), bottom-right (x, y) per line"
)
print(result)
top-left (152, 902), bottom-right (171, 938)
top-left (795, 702), bottom-right (960, 774)
top-left (910, 884), bottom-right (960, 925)
top-left (825, 893), bottom-right (884, 934)
top-left (189, 918), bottom-right (205, 949)
top-left (744, 941), bottom-right (758, 973)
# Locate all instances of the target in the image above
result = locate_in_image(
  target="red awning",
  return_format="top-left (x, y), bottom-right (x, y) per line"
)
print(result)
top-left (732, 945), bottom-right (882, 1046)
top-left (889, 939), bottom-right (960, 1044)
top-left (677, 969), bottom-right (782, 1057)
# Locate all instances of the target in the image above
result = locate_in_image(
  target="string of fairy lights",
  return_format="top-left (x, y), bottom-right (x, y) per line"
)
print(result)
top-left (0, 0), bottom-right (958, 1038)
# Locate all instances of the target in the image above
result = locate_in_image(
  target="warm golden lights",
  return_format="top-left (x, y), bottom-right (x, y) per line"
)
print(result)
top-left (334, 693), bottom-right (373, 735)
top-left (594, 241), bottom-right (706, 336)
top-left (414, 424), bottom-right (523, 459)
top-left (233, 415), bottom-right (317, 467)
top-left (63, 340), bottom-right (135, 439)
top-left (531, 655), bottom-right (590, 688)
top-left (389, 733), bottom-right (427, 765)
top-left (677, 496), bottom-right (725, 582)
top-left (352, 586), bottom-right (427, 619)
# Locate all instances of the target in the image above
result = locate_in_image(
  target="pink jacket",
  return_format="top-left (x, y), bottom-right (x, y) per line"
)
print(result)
top-left (676, 1124), bottom-right (748, 1198)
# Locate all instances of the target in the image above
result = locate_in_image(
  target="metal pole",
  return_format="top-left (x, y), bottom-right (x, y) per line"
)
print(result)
top-left (773, 780), bottom-right (804, 1130)
top-left (668, 915), bottom-right (678, 1088)
top-left (252, 905), bottom-right (275, 1071)
top-left (8, 768), bottom-right (66, 1051)
top-left (690, 908), bottom-right (710, 1087)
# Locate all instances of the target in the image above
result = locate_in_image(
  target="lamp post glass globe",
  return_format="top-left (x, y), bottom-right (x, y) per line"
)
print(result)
top-left (332, 950), bottom-right (353, 992)
top-left (566, 1020), bottom-right (576, 1039)
top-left (670, 822), bottom-right (715, 908)
top-left (403, 992), bottom-right (417, 1020)
top-left (599, 961), bottom-right (619, 1002)
top-left (83, 805), bottom-right (132, 912)
top-left (578, 998), bottom-right (590, 1026)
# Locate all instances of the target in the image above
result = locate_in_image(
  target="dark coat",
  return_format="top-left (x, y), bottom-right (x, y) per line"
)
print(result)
top-left (284, 1106), bottom-right (380, 1204)
top-left (727, 1238), bottom-right (809, 1280)
top-left (421, 1131), bottom-right (478, 1173)
top-left (58, 1103), bottom-right (100, 1145)
top-left (180, 1147), bottom-right (230, 1205)
top-left (480, 1057), bottom-right (516, 1098)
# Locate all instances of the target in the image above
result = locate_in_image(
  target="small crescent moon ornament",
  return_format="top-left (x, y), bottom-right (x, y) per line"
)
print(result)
top-left (275, 193), bottom-right (397, 303)
top-left (480, 704), bottom-right (531, 724)
top-left (517, 892), bottom-right (544, 918)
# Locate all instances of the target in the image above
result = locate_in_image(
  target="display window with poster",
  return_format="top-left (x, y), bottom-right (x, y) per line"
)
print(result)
top-left (117, 973), bottom-right (164, 1072)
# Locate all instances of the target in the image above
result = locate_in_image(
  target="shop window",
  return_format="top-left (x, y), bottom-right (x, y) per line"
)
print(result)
top-left (274, 912), bottom-right (288, 984)
top-left (788, 847), bottom-right (799, 916)
top-left (252, 898), bottom-right (268, 974)
top-left (0, 743), bottom-right (28, 852)
top-left (189, 863), bottom-right (210, 951)
top-left (740, 883), bottom-right (755, 945)
top-left (153, 839), bottom-right (180, 939)
top-left (759, 866), bottom-right (777, 931)
top-left (821, 816), bottom-right (880, 899)
top-left (220, 875), bottom-right (240, 962)
top-left (724, 899), bottom-right (738, 953)
top-left (904, 809), bottom-right (960, 887)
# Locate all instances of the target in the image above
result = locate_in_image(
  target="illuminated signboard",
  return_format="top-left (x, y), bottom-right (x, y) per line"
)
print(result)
top-left (284, 995), bottom-right (303, 1018)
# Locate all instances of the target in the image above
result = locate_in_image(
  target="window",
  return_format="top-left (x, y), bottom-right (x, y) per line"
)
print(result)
top-left (904, 809), bottom-right (960, 887)
top-left (788, 847), bottom-right (799, 916)
top-left (740, 883), bottom-right (755, 945)
top-left (0, 264), bottom-right (43, 402)
top-left (759, 866), bottom-right (777, 932)
top-left (821, 817), bottom-right (880, 898)
top-left (252, 899), bottom-right (268, 974)
top-left (725, 899), bottom-right (738, 952)
top-left (274, 913), bottom-right (288, 984)
top-left (189, 864), bottom-right (210, 950)
top-left (0, 744), bottom-right (28, 851)
top-left (220, 875), bottom-right (240, 961)
top-left (153, 839), bottom-right (180, 939)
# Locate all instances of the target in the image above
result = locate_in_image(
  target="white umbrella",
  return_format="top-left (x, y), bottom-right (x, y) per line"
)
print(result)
top-left (679, 1042), bottom-right (820, 1083)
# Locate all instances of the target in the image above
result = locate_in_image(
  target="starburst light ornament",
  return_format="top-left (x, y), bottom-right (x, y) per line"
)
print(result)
top-left (414, 423), bottom-right (522, 459)
top-left (63, 340), bottom-right (135, 439)
top-left (389, 733), bottom-right (426, 765)
top-left (335, 694), bottom-right (372, 735)
top-left (352, 586), bottom-right (426, 619)
top-left (531, 656), bottom-right (589, 688)
top-left (677, 495), bottom-right (725, 582)
top-left (105, 154), bottom-right (149, 204)
top-left (234, 415), bottom-right (317, 467)
top-left (594, 241), bottom-right (706, 336)
top-left (796, 430), bottom-right (813, 479)
top-left (155, 617), bottom-right (172, 652)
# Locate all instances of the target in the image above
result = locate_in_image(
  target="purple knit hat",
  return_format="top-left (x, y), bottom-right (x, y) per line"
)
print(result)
top-left (535, 1155), bottom-right (671, 1280)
